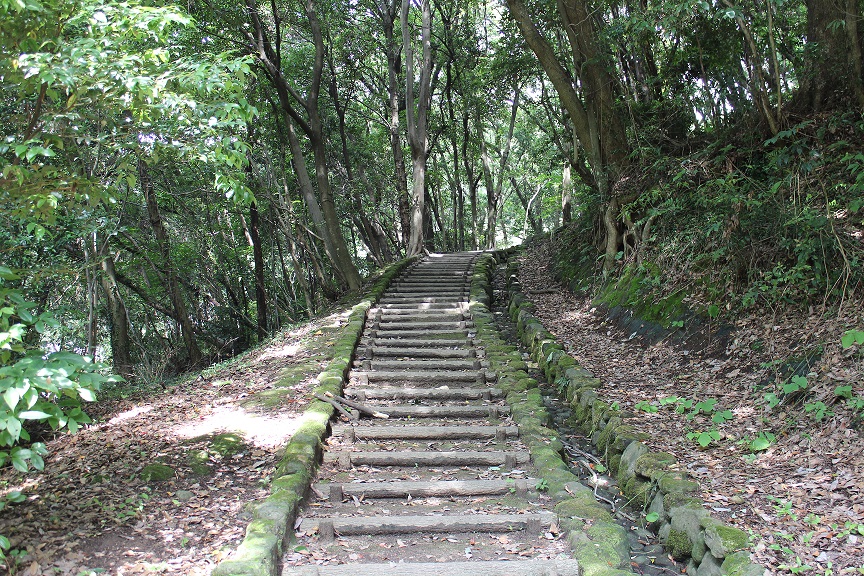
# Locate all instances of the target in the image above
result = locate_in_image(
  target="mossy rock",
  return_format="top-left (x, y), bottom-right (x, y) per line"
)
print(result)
top-left (656, 472), bottom-right (698, 495)
top-left (208, 432), bottom-right (247, 457)
top-left (140, 463), bottom-right (175, 482)
top-left (634, 451), bottom-right (677, 479)
top-left (702, 519), bottom-right (750, 558)
top-left (666, 528), bottom-right (692, 560)
top-left (555, 497), bottom-right (613, 523)
top-left (721, 551), bottom-right (764, 576)
top-left (187, 449), bottom-right (212, 476)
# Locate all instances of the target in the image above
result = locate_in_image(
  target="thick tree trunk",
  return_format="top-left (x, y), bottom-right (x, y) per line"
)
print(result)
top-left (797, 0), bottom-right (864, 111)
top-left (378, 0), bottom-right (412, 249)
top-left (402, 0), bottom-right (433, 257)
top-left (138, 160), bottom-right (202, 366)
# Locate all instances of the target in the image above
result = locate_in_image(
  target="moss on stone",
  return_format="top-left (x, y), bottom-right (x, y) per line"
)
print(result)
top-left (634, 451), bottom-right (677, 479)
top-left (187, 449), bottom-right (212, 476)
top-left (666, 528), bottom-right (693, 560)
top-left (555, 497), bottom-right (613, 523)
top-left (140, 463), bottom-right (175, 482)
top-left (721, 551), bottom-right (764, 576)
top-left (703, 521), bottom-right (750, 557)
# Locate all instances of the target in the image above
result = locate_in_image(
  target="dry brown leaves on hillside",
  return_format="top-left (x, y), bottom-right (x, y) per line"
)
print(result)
top-left (518, 239), bottom-right (864, 573)
top-left (0, 312), bottom-right (350, 575)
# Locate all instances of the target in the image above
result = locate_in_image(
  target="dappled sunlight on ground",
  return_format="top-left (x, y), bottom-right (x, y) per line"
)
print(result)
top-left (171, 405), bottom-right (303, 448)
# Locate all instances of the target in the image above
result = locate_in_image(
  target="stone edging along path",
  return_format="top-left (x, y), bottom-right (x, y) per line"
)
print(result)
top-left (214, 257), bottom-right (418, 576)
top-left (498, 253), bottom-right (766, 576)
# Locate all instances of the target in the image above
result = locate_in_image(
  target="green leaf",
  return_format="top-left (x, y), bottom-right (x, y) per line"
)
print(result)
top-left (17, 410), bottom-right (51, 420)
top-left (0, 266), bottom-right (19, 280)
top-left (645, 512), bottom-right (660, 523)
top-left (2, 385), bottom-right (27, 411)
top-left (0, 535), bottom-right (8, 550)
top-left (78, 388), bottom-right (97, 402)
top-left (5, 491), bottom-right (25, 503)
top-left (750, 437), bottom-right (771, 451)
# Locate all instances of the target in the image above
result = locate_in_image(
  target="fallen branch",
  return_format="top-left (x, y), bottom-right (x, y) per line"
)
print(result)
top-left (323, 392), bottom-right (389, 419)
top-left (314, 393), bottom-right (357, 421)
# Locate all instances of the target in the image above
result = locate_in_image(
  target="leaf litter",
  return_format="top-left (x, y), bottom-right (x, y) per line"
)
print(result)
top-left (0, 312), bottom-right (351, 575)
top-left (518, 238), bottom-right (864, 573)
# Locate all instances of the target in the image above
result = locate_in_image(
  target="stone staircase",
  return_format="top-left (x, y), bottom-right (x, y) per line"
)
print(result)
top-left (282, 253), bottom-right (580, 576)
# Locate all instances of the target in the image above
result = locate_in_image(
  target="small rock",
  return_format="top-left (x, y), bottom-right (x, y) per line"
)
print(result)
top-left (175, 490), bottom-right (194, 502)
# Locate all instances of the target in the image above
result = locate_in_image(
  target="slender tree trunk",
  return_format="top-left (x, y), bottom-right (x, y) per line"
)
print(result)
top-left (249, 201), bottom-right (269, 340)
top-left (99, 248), bottom-right (135, 380)
top-left (138, 159), bottom-right (202, 366)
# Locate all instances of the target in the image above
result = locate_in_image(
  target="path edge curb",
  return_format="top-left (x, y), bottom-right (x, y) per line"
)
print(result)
top-left (212, 257), bottom-right (419, 576)
top-left (485, 250), bottom-right (766, 576)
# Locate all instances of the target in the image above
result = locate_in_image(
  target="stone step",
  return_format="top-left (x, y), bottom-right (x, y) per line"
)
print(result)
top-left (378, 295), bottom-right (467, 303)
top-left (333, 424), bottom-right (519, 441)
top-left (362, 347), bottom-right (476, 359)
top-left (366, 329), bottom-right (471, 339)
top-left (282, 559), bottom-right (581, 576)
top-left (376, 303), bottom-right (465, 310)
top-left (366, 338), bottom-right (473, 348)
top-left (346, 387), bottom-right (502, 402)
top-left (364, 404), bottom-right (510, 419)
top-left (325, 449), bottom-right (528, 468)
top-left (389, 285), bottom-right (467, 293)
top-left (297, 512), bottom-right (554, 540)
top-left (353, 370), bottom-right (488, 384)
top-left (369, 307), bottom-right (466, 316)
top-left (374, 318), bottom-right (471, 328)
top-left (318, 478), bottom-right (528, 501)
top-left (358, 359), bottom-right (483, 371)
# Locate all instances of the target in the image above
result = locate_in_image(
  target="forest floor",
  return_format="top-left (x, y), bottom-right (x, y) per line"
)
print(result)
top-left (0, 305), bottom-right (356, 575)
top-left (518, 239), bottom-right (864, 574)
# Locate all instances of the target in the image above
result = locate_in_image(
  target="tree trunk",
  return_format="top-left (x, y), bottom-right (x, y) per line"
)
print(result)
top-left (378, 0), bottom-right (412, 249)
top-left (249, 201), bottom-right (269, 340)
top-left (138, 159), bottom-right (202, 366)
top-left (402, 0), bottom-right (434, 257)
top-left (99, 248), bottom-right (135, 381)
top-left (796, 0), bottom-right (863, 111)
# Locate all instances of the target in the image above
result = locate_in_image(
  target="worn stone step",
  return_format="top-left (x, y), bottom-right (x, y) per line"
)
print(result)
top-left (282, 559), bottom-right (581, 576)
top-left (325, 450), bottom-right (528, 468)
top-left (389, 285), bottom-right (467, 293)
top-left (378, 405), bottom-right (508, 418)
top-left (298, 512), bottom-right (554, 540)
top-left (377, 303), bottom-right (465, 311)
top-left (333, 424), bottom-right (519, 441)
top-left (375, 318), bottom-right (471, 328)
top-left (366, 338), bottom-right (473, 348)
top-left (376, 299), bottom-right (468, 307)
top-left (346, 387), bottom-right (502, 402)
top-left (318, 479), bottom-right (528, 501)
top-left (362, 347), bottom-right (475, 359)
top-left (359, 359), bottom-right (483, 371)
top-left (366, 328), bottom-right (471, 339)
top-left (353, 369), bottom-right (487, 384)
top-left (370, 308), bottom-right (465, 317)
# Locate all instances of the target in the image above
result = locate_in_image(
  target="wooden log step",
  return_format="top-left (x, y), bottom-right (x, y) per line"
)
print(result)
top-left (333, 424), bottom-right (519, 441)
top-left (325, 450), bottom-right (529, 468)
top-left (363, 359), bottom-right (482, 371)
top-left (297, 512), bottom-right (554, 538)
top-left (282, 559), bottom-right (582, 576)
top-left (365, 347), bottom-right (475, 359)
top-left (318, 478), bottom-right (529, 501)
top-left (354, 370), bottom-right (484, 383)
top-left (346, 387), bottom-right (502, 402)
top-left (379, 405), bottom-right (509, 418)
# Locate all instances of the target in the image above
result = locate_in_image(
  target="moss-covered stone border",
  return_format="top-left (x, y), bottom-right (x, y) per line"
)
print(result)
top-left (490, 251), bottom-right (764, 576)
top-left (213, 257), bottom-right (417, 576)
top-left (470, 252), bottom-right (631, 576)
